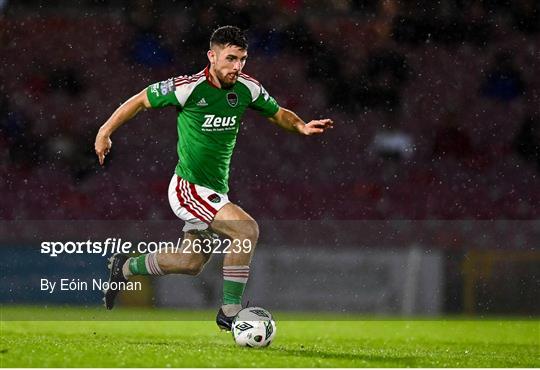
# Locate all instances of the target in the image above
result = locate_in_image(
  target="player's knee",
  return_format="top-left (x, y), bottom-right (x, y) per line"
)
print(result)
top-left (240, 220), bottom-right (259, 244)
top-left (184, 260), bottom-right (205, 276)
top-left (217, 218), bottom-right (259, 246)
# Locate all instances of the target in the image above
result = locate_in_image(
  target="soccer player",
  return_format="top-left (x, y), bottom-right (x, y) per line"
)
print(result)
top-left (94, 26), bottom-right (333, 330)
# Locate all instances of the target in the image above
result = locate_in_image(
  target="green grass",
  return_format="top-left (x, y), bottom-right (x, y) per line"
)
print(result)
top-left (1, 306), bottom-right (538, 367)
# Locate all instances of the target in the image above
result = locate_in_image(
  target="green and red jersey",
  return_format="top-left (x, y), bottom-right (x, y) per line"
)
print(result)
top-left (146, 67), bottom-right (280, 194)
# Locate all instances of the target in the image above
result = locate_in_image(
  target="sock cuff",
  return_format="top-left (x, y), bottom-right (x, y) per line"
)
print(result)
top-left (146, 253), bottom-right (164, 276)
top-left (223, 265), bottom-right (249, 284)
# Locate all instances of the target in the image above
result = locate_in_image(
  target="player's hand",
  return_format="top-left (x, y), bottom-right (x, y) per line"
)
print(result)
top-left (301, 119), bottom-right (334, 136)
top-left (95, 132), bottom-right (112, 166)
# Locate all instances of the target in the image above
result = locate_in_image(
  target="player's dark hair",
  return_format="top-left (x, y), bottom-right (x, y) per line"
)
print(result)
top-left (210, 26), bottom-right (248, 50)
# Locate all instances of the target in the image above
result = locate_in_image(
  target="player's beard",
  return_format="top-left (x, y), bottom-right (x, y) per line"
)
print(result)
top-left (217, 71), bottom-right (238, 89)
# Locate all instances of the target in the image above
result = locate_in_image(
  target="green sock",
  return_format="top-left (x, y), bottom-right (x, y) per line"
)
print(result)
top-left (223, 265), bottom-right (250, 305)
top-left (223, 280), bottom-right (246, 305)
top-left (128, 253), bottom-right (164, 276)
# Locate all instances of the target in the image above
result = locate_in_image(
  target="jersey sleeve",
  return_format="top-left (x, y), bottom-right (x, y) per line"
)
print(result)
top-left (248, 84), bottom-right (280, 117)
top-left (146, 78), bottom-right (180, 108)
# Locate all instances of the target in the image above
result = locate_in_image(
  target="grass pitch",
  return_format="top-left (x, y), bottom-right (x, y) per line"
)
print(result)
top-left (1, 306), bottom-right (538, 367)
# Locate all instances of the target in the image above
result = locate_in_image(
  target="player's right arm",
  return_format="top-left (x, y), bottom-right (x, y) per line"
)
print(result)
top-left (95, 88), bottom-right (151, 165)
top-left (95, 77), bottom-right (181, 165)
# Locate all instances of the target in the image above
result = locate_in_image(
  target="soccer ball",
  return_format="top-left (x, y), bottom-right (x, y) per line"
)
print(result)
top-left (231, 307), bottom-right (276, 347)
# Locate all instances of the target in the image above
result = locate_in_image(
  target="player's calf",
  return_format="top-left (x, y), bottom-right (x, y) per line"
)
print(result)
top-left (122, 232), bottom-right (211, 277)
top-left (156, 252), bottom-right (207, 276)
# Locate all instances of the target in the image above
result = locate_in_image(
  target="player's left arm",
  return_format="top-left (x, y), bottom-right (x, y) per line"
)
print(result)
top-left (268, 107), bottom-right (333, 136)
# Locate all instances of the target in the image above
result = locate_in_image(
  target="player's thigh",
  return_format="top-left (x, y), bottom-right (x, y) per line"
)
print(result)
top-left (210, 203), bottom-right (259, 241)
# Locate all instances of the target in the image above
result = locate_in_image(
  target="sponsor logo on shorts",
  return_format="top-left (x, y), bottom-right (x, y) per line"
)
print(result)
top-left (227, 92), bottom-right (238, 107)
top-left (208, 193), bottom-right (221, 203)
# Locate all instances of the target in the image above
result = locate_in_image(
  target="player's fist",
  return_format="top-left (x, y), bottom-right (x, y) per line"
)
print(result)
top-left (302, 119), bottom-right (334, 135)
top-left (95, 133), bottom-right (112, 165)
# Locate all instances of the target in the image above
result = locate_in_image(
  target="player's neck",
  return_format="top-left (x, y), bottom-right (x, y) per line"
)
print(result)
top-left (207, 66), bottom-right (222, 89)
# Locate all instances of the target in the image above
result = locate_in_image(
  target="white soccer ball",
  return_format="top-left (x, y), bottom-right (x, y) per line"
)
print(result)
top-left (231, 307), bottom-right (276, 347)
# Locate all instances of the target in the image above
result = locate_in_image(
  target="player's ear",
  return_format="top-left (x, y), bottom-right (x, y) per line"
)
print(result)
top-left (207, 50), bottom-right (216, 65)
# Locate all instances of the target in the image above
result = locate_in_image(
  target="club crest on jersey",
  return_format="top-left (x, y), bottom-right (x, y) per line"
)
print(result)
top-left (226, 92), bottom-right (238, 107)
top-left (208, 194), bottom-right (221, 203)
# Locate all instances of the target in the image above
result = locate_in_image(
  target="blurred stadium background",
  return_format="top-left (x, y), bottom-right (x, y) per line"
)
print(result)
top-left (1, 0), bottom-right (539, 316)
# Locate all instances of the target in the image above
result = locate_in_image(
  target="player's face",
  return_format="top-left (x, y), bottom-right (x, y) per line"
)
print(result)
top-left (209, 45), bottom-right (248, 88)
